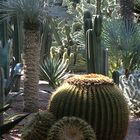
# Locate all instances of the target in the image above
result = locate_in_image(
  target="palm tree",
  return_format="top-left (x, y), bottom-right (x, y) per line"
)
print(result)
top-left (0, 0), bottom-right (45, 112)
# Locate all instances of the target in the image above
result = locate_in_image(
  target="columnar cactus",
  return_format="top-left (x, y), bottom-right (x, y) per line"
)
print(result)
top-left (0, 67), bottom-right (5, 125)
top-left (47, 116), bottom-right (96, 140)
top-left (83, 10), bottom-right (93, 37)
top-left (84, 10), bottom-right (108, 74)
top-left (112, 70), bottom-right (120, 85)
top-left (48, 74), bottom-right (129, 140)
top-left (22, 111), bottom-right (56, 140)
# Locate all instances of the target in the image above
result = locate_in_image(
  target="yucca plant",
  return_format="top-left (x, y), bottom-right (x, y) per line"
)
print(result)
top-left (0, 0), bottom-right (46, 112)
top-left (40, 47), bottom-right (70, 89)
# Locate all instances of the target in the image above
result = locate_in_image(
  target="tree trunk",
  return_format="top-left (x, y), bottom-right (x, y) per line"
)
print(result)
top-left (23, 29), bottom-right (40, 113)
top-left (120, 0), bottom-right (134, 22)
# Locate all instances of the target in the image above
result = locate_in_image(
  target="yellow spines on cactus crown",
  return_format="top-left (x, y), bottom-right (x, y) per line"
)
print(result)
top-left (66, 74), bottom-right (114, 87)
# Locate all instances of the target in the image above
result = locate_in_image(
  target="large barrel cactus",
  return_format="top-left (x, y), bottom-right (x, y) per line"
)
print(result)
top-left (48, 74), bottom-right (129, 140)
top-left (22, 111), bottom-right (56, 140)
top-left (47, 116), bottom-right (96, 140)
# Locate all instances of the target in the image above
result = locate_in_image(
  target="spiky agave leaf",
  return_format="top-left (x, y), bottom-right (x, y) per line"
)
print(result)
top-left (0, 104), bottom-right (10, 113)
top-left (40, 54), bottom-right (69, 88)
top-left (0, 113), bottom-right (29, 136)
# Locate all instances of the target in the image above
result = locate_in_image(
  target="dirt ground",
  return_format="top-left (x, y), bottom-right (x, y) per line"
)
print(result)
top-left (2, 80), bottom-right (140, 140)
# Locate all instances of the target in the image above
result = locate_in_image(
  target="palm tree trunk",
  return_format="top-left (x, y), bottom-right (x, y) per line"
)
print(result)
top-left (96, 0), bottom-right (101, 15)
top-left (120, 0), bottom-right (134, 22)
top-left (23, 29), bottom-right (40, 113)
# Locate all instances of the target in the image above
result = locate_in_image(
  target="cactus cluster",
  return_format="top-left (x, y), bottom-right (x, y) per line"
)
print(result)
top-left (119, 71), bottom-right (140, 116)
top-left (47, 116), bottom-right (96, 140)
top-left (22, 111), bottom-right (56, 140)
top-left (48, 74), bottom-right (129, 140)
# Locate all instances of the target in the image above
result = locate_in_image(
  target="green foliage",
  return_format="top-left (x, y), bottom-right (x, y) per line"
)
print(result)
top-left (0, 43), bottom-right (12, 79)
top-left (103, 19), bottom-right (140, 74)
top-left (22, 111), bottom-right (56, 140)
top-left (48, 74), bottom-right (129, 140)
top-left (0, 0), bottom-right (45, 27)
top-left (0, 65), bottom-right (23, 138)
top-left (40, 47), bottom-right (70, 89)
top-left (112, 70), bottom-right (120, 85)
top-left (47, 116), bottom-right (96, 140)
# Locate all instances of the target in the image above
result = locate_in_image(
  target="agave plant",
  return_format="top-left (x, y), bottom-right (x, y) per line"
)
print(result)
top-left (40, 48), bottom-right (69, 89)
top-left (0, 105), bottom-right (29, 139)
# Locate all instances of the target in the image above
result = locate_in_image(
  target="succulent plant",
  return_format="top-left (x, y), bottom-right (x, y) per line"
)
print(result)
top-left (47, 116), bottom-right (96, 140)
top-left (119, 71), bottom-right (140, 116)
top-left (48, 74), bottom-right (129, 140)
top-left (0, 66), bottom-right (28, 138)
top-left (22, 111), bottom-right (56, 140)
top-left (0, 113), bottom-right (29, 138)
top-left (39, 47), bottom-right (70, 89)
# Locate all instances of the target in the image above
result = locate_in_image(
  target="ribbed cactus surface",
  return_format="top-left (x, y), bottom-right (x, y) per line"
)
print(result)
top-left (0, 67), bottom-right (5, 125)
top-left (47, 116), bottom-right (96, 140)
top-left (48, 74), bottom-right (129, 140)
top-left (22, 111), bottom-right (56, 140)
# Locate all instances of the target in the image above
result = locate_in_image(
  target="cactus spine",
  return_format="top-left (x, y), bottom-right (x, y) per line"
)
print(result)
top-left (48, 74), bottom-right (129, 140)
top-left (22, 111), bottom-right (56, 140)
top-left (47, 116), bottom-right (96, 140)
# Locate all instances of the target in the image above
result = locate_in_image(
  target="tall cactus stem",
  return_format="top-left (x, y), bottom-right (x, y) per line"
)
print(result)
top-left (0, 67), bottom-right (5, 125)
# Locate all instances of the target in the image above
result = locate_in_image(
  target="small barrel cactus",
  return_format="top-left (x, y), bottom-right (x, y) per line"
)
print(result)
top-left (22, 111), bottom-right (56, 140)
top-left (48, 74), bottom-right (129, 140)
top-left (47, 116), bottom-right (96, 140)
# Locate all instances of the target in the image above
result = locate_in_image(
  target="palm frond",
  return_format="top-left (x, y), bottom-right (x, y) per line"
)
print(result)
top-left (103, 19), bottom-right (140, 51)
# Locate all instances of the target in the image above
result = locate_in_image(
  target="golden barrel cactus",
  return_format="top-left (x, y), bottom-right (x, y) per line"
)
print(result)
top-left (47, 116), bottom-right (96, 140)
top-left (48, 74), bottom-right (129, 140)
top-left (22, 111), bottom-right (56, 140)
